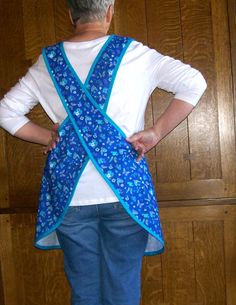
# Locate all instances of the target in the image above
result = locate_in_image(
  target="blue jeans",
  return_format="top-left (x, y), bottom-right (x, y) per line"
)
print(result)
top-left (56, 202), bottom-right (148, 305)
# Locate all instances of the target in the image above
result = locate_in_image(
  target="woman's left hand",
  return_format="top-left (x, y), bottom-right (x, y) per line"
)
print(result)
top-left (126, 127), bottom-right (159, 161)
top-left (43, 123), bottom-right (60, 154)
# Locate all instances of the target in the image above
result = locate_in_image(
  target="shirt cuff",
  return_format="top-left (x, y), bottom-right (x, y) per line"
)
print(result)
top-left (0, 117), bottom-right (30, 135)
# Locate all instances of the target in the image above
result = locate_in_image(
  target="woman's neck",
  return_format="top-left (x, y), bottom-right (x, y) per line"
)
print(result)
top-left (67, 21), bottom-right (109, 42)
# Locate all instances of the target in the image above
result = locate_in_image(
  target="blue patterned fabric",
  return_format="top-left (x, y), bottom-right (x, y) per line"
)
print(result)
top-left (35, 35), bottom-right (164, 255)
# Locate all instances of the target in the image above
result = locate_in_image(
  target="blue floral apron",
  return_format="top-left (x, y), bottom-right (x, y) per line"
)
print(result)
top-left (35, 35), bottom-right (164, 255)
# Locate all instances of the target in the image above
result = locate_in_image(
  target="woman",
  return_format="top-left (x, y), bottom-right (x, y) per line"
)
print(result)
top-left (0, 1), bottom-right (207, 304)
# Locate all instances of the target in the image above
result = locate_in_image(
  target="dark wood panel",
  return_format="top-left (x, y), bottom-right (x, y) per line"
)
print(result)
top-left (194, 221), bottom-right (226, 305)
top-left (7, 105), bottom-right (51, 208)
top-left (146, 0), bottom-right (191, 184)
top-left (22, 0), bottom-right (44, 62)
top-left (0, 0), bottom-right (32, 210)
top-left (161, 222), bottom-right (196, 305)
top-left (54, 0), bottom-right (74, 42)
top-left (0, 130), bottom-right (9, 208)
top-left (228, 0), bottom-right (236, 131)
top-left (0, 261), bottom-right (5, 305)
top-left (113, 0), bottom-right (147, 43)
top-left (22, 0), bottom-right (56, 63)
top-left (211, 0), bottom-right (236, 197)
top-left (141, 255), bottom-right (164, 305)
top-left (1, 204), bottom-right (236, 305)
top-left (224, 218), bottom-right (236, 305)
top-left (0, 213), bottom-right (70, 305)
top-left (181, 0), bottom-right (221, 181)
top-left (0, 215), bottom-right (18, 305)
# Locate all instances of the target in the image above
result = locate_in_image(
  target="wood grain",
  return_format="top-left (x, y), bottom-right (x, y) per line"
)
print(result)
top-left (227, 0), bottom-right (236, 128)
top-left (0, 204), bottom-right (236, 305)
top-left (146, 0), bottom-right (191, 184)
top-left (0, 130), bottom-right (9, 208)
top-left (113, 0), bottom-right (147, 43)
top-left (211, 0), bottom-right (236, 197)
top-left (141, 255), bottom-right (164, 305)
top-left (224, 218), bottom-right (236, 305)
top-left (180, 0), bottom-right (222, 180)
top-left (54, 0), bottom-right (74, 42)
top-left (0, 261), bottom-right (5, 305)
top-left (0, 215), bottom-right (18, 305)
top-left (194, 221), bottom-right (226, 305)
top-left (22, 0), bottom-right (43, 62)
top-left (0, 213), bottom-right (70, 305)
top-left (161, 222), bottom-right (196, 305)
top-left (7, 134), bottom-right (47, 208)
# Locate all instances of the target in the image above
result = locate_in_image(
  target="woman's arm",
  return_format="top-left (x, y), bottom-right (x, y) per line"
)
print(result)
top-left (14, 121), bottom-right (59, 153)
top-left (126, 99), bottom-right (194, 161)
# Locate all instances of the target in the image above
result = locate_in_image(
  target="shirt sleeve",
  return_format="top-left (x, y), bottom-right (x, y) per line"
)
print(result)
top-left (0, 69), bottom-right (40, 135)
top-left (134, 42), bottom-right (207, 106)
top-left (153, 53), bottom-right (207, 106)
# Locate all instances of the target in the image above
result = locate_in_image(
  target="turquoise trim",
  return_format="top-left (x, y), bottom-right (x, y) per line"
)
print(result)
top-left (104, 38), bottom-right (133, 111)
top-left (60, 42), bottom-right (127, 138)
top-left (84, 35), bottom-right (114, 87)
top-left (144, 248), bottom-right (165, 256)
top-left (35, 244), bottom-right (61, 250)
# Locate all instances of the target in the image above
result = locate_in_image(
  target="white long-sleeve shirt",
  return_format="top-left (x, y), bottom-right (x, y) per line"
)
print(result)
top-left (0, 36), bottom-right (207, 205)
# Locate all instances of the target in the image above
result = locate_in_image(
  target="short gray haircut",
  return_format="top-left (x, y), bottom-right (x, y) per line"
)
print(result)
top-left (67, 0), bottom-right (115, 24)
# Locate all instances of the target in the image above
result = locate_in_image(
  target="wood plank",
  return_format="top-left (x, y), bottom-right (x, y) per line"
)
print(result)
top-left (113, 0), bottom-right (147, 43)
top-left (194, 221), bottom-right (226, 305)
top-left (22, 0), bottom-right (55, 62)
top-left (44, 251), bottom-right (70, 305)
top-left (0, 215), bottom-right (18, 305)
top-left (0, 261), bottom-right (5, 305)
top-left (158, 178), bottom-right (225, 201)
top-left (180, 0), bottom-right (221, 180)
top-left (159, 204), bottom-right (235, 222)
top-left (161, 222), bottom-right (196, 305)
top-left (227, 0), bottom-right (236, 124)
top-left (1, 204), bottom-right (236, 305)
top-left (211, 0), bottom-right (236, 197)
top-left (38, 0), bottom-right (56, 47)
top-left (11, 214), bottom-right (45, 305)
top-left (53, 0), bottom-right (74, 42)
top-left (0, 0), bottom-right (35, 212)
top-left (0, 0), bottom-right (10, 209)
top-left (146, 0), bottom-right (191, 184)
top-left (7, 133), bottom-right (48, 208)
top-left (224, 219), bottom-right (236, 305)
top-left (145, 97), bottom-right (157, 185)
top-left (22, 0), bottom-right (43, 61)
top-left (141, 255), bottom-right (164, 305)
top-left (0, 130), bottom-right (9, 208)
top-left (6, 213), bottom-right (70, 305)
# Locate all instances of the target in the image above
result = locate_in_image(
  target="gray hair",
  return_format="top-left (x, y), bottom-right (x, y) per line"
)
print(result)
top-left (67, 0), bottom-right (115, 24)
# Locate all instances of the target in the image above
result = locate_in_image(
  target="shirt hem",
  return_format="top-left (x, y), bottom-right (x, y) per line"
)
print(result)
top-left (69, 196), bottom-right (119, 206)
